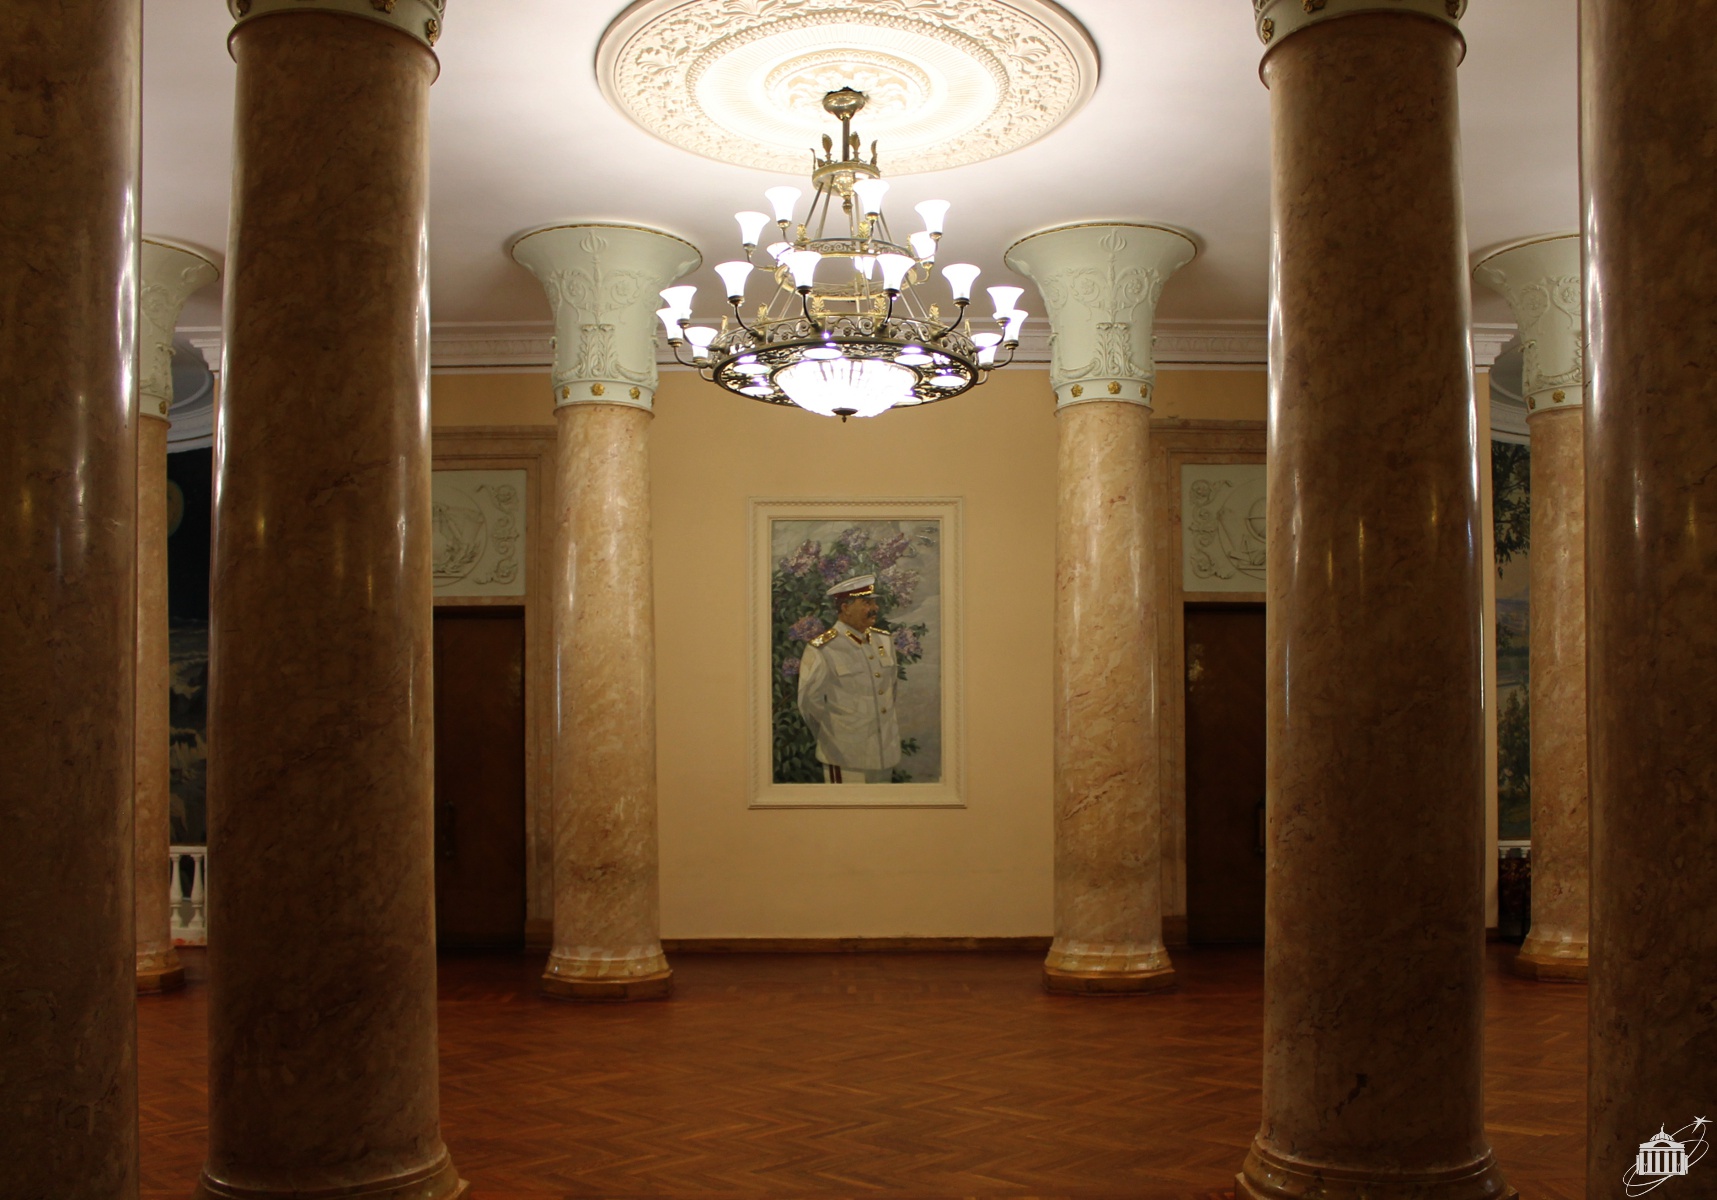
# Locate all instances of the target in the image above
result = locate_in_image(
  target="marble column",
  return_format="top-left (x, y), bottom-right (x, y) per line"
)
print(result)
top-left (0, 1), bottom-right (141, 1193)
top-left (1583, 1), bottom-right (1717, 1189)
top-left (199, 3), bottom-right (463, 1198)
top-left (512, 224), bottom-right (699, 1001)
top-left (1473, 235), bottom-right (1588, 983)
top-left (134, 238), bottom-right (219, 996)
top-left (1242, 4), bottom-right (1511, 1199)
top-left (1005, 223), bottom-right (1195, 995)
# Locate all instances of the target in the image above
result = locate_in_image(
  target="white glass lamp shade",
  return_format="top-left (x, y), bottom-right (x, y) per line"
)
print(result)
top-left (778, 357), bottom-right (915, 418)
top-left (909, 231), bottom-right (937, 262)
top-left (685, 325), bottom-right (719, 359)
top-left (852, 178), bottom-right (890, 215)
top-left (766, 240), bottom-right (793, 264)
top-left (1001, 309), bottom-right (1029, 343)
top-left (942, 262), bottom-right (981, 301)
top-left (659, 285), bottom-right (697, 319)
top-left (784, 249), bottom-right (821, 290)
top-left (915, 199), bottom-right (951, 235)
top-left (765, 186), bottom-right (801, 223)
top-left (987, 286), bottom-right (1024, 320)
top-left (656, 307), bottom-right (682, 341)
top-left (853, 255), bottom-right (876, 279)
top-left (974, 331), bottom-right (1002, 365)
top-left (877, 253), bottom-right (914, 292)
top-left (714, 260), bottom-right (753, 301)
top-left (735, 210), bottom-right (771, 246)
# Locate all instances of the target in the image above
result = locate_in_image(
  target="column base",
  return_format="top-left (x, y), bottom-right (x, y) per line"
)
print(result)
top-left (541, 968), bottom-right (673, 1002)
top-left (1238, 1141), bottom-right (1515, 1200)
top-left (1043, 963), bottom-right (1176, 995)
top-left (136, 947), bottom-right (186, 994)
top-left (136, 963), bottom-right (186, 994)
top-left (1511, 944), bottom-right (1588, 983)
top-left (195, 1154), bottom-right (467, 1199)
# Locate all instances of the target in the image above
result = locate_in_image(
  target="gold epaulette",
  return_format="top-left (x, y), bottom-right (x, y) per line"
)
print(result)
top-left (871, 627), bottom-right (890, 637)
top-left (810, 628), bottom-right (839, 647)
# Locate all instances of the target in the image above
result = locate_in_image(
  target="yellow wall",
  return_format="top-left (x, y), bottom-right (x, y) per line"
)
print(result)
top-left (430, 365), bottom-right (1267, 938)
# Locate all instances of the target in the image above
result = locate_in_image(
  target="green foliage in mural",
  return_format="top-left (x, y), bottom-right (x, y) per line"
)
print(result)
top-left (1492, 443), bottom-right (1531, 567)
top-left (1497, 685), bottom-right (1531, 841)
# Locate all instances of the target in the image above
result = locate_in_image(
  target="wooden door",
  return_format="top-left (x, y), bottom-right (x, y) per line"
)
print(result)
top-left (1184, 605), bottom-right (1267, 944)
top-left (433, 607), bottom-right (527, 950)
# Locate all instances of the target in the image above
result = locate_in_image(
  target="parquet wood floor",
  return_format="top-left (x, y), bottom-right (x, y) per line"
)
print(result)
top-left (138, 945), bottom-right (1585, 1200)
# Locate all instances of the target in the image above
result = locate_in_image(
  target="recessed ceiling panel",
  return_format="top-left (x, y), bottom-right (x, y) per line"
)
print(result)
top-left (596, 0), bottom-right (1101, 175)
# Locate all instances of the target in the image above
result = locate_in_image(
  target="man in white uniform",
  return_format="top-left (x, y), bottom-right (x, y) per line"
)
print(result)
top-left (796, 574), bottom-right (900, 783)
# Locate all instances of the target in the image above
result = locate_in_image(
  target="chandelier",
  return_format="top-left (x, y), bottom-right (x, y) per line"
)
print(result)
top-left (657, 88), bottom-right (1029, 420)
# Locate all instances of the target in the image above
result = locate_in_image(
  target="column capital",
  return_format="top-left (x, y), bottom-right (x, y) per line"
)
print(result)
top-left (1004, 222), bottom-right (1195, 410)
top-left (139, 238), bottom-right (220, 422)
top-left (228, 0), bottom-right (446, 54)
top-left (1255, 0), bottom-right (1465, 53)
top-left (512, 223), bottom-right (701, 411)
top-left (1474, 234), bottom-right (1585, 417)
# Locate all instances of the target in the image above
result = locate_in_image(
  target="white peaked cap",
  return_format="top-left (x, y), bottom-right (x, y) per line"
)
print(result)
top-left (826, 574), bottom-right (877, 598)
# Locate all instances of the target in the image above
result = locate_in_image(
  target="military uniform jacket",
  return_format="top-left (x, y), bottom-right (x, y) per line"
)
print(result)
top-left (796, 620), bottom-right (901, 772)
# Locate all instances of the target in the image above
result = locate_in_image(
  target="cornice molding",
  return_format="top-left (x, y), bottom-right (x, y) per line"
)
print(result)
top-left (177, 319), bottom-right (1518, 374)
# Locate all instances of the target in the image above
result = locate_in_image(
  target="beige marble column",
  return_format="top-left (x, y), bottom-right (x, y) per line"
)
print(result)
top-left (1005, 223), bottom-right (1195, 995)
top-left (134, 239), bottom-right (218, 996)
top-left (1583, 1), bottom-right (1717, 1189)
top-left (199, 4), bottom-right (463, 1198)
top-left (1242, 4), bottom-right (1511, 1199)
top-left (512, 224), bottom-right (699, 1001)
top-left (0, 0), bottom-right (140, 1193)
top-left (1473, 235), bottom-right (1588, 983)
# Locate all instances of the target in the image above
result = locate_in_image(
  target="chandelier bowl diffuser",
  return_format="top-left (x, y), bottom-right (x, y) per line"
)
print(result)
top-left (660, 87), bottom-right (1027, 420)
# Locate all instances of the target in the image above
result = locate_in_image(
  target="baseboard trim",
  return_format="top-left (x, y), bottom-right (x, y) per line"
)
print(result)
top-left (662, 936), bottom-right (1054, 954)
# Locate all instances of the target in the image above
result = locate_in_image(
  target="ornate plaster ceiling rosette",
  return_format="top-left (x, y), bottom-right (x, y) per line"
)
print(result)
top-left (596, 0), bottom-right (1100, 175)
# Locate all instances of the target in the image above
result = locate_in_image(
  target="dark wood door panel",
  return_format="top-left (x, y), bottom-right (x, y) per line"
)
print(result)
top-left (433, 607), bottom-right (526, 950)
top-left (1184, 604), bottom-right (1267, 944)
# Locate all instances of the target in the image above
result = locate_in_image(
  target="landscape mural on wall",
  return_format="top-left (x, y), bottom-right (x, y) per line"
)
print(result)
top-left (1492, 438), bottom-right (1531, 841)
top-left (167, 447), bottom-right (212, 845)
top-left (770, 517), bottom-right (943, 786)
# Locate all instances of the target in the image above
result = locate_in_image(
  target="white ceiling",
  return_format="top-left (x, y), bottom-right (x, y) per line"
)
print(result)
top-left (143, 1), bottom-right (1577, 335)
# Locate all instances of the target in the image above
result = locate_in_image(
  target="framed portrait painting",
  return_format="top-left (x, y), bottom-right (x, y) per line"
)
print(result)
top-left (750, 498), bottom-right (963, 808)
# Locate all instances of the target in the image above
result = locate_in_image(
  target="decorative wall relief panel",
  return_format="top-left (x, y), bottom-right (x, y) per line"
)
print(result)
top-left (432, 470), bottom-right (526, 597)
top-left (1181, 463), bottom-right (1267, 592)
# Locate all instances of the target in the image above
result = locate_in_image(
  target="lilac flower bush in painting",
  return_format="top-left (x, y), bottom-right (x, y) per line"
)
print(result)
top-left (771, 523), bottom-right (932, 783)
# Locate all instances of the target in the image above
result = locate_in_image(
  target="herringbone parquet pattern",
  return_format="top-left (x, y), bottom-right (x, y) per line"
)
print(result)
top-left (138, 945), bottom-right (1585, 1199)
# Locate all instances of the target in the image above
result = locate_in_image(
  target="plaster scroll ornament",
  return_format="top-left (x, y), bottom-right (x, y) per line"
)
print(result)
top-left (226, 0), bottom-right (447, 52)
top-left (1005, 224), bottom-right (1196, 409)
top-left (595, 0), bottom-right (1099, 175)
top-left (1253, 0), bottom-right (1465, 50)
top-left (511, 223), bottom-right (701, 411)
top-left (138, 240), bottom-right (220, 420)
top-left (1473, 234), bottom-right (1586, 416)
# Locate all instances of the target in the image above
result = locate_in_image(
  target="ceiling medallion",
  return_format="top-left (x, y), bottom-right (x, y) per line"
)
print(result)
top-left (596, 0), bottom-right (1101, 175)
top-left (658, 88), bottom-right (1030, 421)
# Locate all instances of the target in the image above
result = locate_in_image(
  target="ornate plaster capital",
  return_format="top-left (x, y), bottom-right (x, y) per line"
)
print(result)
top-left (1004, 223), bottom-right (1196, 410)
top-left (1254, 0), bottom-right (1465, 54)
top-left (228, 0), bottom-right (446, 55)
top-left (1473, 234), bottom-right (1585, 417)
top-left (511, 223), bottom-right (701, 411)
top-left (139, 239), bottom-right (220, 422)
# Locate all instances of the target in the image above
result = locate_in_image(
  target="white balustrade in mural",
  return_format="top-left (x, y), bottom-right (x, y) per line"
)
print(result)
top-left (170, 845), bottom-right (207, 946)
top-left (1182, 463), bottom-right (1267, 592)
top-left (431, 469), bottom-right (527, 597)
